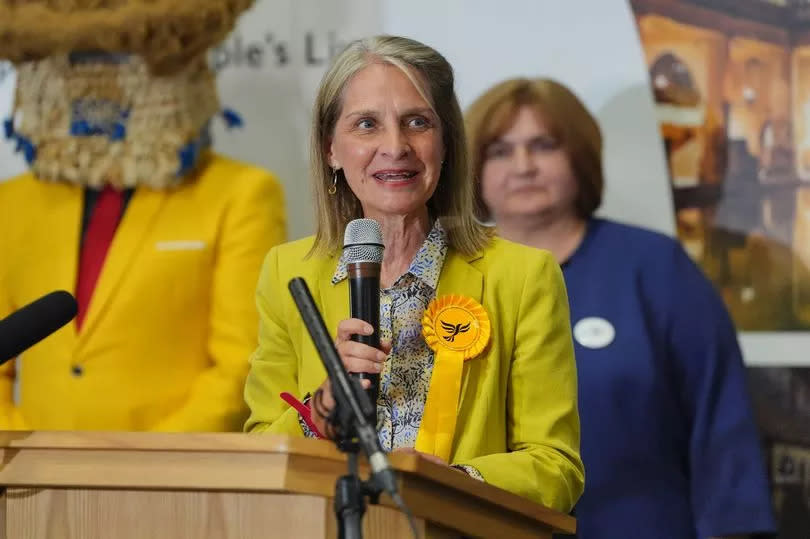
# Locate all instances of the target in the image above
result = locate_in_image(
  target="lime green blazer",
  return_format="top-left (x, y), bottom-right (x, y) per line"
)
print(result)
top-left (244, 234), bottom-right (584, 512)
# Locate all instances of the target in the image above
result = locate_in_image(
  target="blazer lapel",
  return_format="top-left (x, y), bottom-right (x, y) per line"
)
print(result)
top-left (316, 252), bottom-right (349, 341)
top-left (37, 182), bottom-right (82, 345)
top-left (436, 250), bottom-right (483, 303)
top-left (435, 249), bottom-right (484, 416)
top-left (76, 188), bottom-right (167, 346)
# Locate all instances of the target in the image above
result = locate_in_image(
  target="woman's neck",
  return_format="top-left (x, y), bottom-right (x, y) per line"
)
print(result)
top-left (370, 209), bottom-right (432, 288)
top-left (495, 211), bottom-right (588, 264)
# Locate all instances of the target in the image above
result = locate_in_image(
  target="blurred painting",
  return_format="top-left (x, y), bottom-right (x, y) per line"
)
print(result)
top-left (630, 0), bottom-right (810, 330)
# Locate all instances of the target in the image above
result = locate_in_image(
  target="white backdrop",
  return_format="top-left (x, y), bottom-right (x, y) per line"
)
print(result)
top-left (0, 0), bottom-right (801, 365)
top-left (0, 0), bottom-right (673, 238)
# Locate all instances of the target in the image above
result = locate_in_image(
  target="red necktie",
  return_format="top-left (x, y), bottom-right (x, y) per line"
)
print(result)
top-left (75, 186), bottom-right (124, 330)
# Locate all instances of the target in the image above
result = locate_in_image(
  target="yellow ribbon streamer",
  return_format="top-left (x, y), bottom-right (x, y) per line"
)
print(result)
top-left (416, 294), bottom-right (490, 462)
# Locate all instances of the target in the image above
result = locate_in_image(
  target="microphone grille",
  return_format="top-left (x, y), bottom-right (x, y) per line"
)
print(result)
top-left (343, 218), bottom-right (384, 264)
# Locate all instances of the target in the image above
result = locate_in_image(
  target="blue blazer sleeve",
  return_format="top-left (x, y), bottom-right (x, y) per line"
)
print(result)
top-left (655, 242), bottom-right (776, 537)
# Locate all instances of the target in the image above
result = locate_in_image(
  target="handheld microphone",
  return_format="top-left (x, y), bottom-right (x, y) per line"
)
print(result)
top-left (343, 218), bottom-right (384, 413)
top-left (287, 277), bottom-right (399, 498)
top-left (0, 290), bottom-right (78, 364)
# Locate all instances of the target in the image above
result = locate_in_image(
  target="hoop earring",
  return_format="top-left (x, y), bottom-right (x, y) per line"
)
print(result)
top-left (328, 170), bottom-right (338, 195)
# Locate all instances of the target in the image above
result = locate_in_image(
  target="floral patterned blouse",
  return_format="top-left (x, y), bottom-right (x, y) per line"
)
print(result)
top-left (299, 221), bottom-right (483, 481)
top-left (330, 220), bottom-right (447, 451)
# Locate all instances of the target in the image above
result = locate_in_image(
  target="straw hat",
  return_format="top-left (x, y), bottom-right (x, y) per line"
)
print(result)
top-left (0, 0), bottom-right (255, 74)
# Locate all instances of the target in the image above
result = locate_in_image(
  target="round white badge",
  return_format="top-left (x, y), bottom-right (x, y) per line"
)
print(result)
top-left (573, 317), bottom-right (615, 349)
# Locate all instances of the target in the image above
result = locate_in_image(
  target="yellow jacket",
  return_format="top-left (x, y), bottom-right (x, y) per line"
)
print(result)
top-left (0, 153), bottom-right (286, 432)
top-left (244, 235), bottom-right (585, 512)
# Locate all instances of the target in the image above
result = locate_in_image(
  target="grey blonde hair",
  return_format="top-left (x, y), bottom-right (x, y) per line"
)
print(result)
top-left (309, 35), bottom-right (490, 256)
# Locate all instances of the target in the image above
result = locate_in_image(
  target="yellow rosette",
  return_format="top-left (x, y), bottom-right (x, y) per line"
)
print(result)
top-left (415, 294), bottom-right (490, 462)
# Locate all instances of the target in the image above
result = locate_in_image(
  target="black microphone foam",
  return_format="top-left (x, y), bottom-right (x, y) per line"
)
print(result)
top-left (0, 290), bottom-right (78, 364)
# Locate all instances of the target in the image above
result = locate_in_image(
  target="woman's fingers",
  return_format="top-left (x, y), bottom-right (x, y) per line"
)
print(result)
top-left (315, 380), bottom-right (336, 413)
top-left (334, 319), bottom-right (391, 373)
top-left (380, 338), bottom-right (392, 355)
top-left (320, 318), bottom-right (388, 439)
top-left (336, 318), bottom-right (374, 343)
top-left (311, 377), bottom-right (371, 439)
top-left (336, 340), bottom-right (387, 373)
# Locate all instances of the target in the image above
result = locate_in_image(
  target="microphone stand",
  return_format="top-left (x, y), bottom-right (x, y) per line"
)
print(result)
top-left (331, 387), bottom-right (382, 539)
top-left (288, 278), bottom-right (402, 539)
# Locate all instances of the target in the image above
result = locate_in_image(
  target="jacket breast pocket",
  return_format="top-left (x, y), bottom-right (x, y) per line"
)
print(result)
top-left (135, 240), bottom-right (214, 310)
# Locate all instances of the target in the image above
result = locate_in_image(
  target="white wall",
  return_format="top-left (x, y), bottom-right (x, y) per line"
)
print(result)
top-left (210, 0), bottom-right (383, 241)
top-left (0, 0), bottom-right (673, 239)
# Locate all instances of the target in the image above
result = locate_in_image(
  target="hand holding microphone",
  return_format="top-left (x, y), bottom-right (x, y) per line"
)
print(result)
top-left (287, 277), bottom-right (400, 496)
top-left (311, 218), bottom-right (387, 439)
top-left (343, 218), bottom-right (384, 408)
top-left (335, 319), bottom-right (389, 383)
top-left (311, 322), bottom-right (390, 438)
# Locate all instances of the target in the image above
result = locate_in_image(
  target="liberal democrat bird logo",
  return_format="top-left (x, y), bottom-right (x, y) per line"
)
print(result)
top-left (441, 320), bottom-right (470, 342)
top-left (423, 294), bottom-right (489, 355)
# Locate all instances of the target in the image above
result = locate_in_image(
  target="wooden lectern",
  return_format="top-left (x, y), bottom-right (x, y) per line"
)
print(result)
top-left (0, 432), bottom-right (575, 538)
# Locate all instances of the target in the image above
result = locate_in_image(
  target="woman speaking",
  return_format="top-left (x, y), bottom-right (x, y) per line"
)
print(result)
top-left (243, 36), bottom-right (584, 511)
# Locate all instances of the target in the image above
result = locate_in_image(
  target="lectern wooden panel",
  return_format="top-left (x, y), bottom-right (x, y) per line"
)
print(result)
top-left (0, 432), bottom-right (575, 539)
